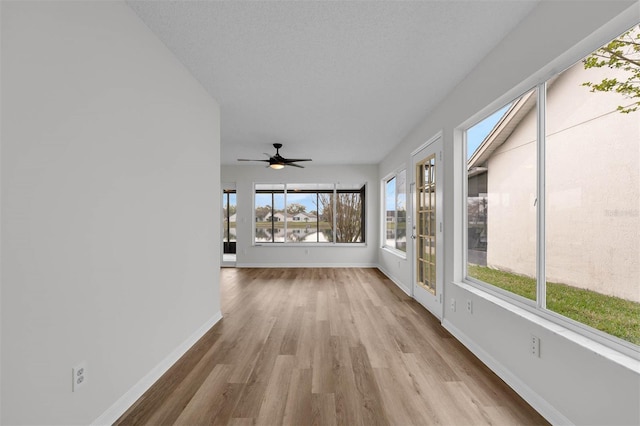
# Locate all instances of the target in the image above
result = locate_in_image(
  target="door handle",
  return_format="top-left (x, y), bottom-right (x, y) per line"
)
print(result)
top-left (411, 235), bottom-right (416, 239)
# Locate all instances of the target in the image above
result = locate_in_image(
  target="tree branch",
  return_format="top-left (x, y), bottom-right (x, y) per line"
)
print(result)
top-left (601, 47), bottom-right (640, 68)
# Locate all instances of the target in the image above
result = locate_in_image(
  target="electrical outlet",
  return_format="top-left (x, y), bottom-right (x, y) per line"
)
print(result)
top-left (450, 298), bottom-right (456, 312)
top-left (466, 299), bottom-right (473, 314)
top-left (531, 335), bottom-right (540, 357)
top-left (72, 363), bottom-right (87, 392)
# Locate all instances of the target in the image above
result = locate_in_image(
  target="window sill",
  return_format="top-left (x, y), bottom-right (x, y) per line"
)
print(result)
top-left (381, 246), bottom-right (407, 259)
top-left (253, 242), bottom-right (367, 248)
top-left (451, 280), bottom-right (640, 372)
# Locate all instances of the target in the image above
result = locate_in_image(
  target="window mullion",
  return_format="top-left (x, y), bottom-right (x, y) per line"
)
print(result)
top-left (228, 193), bottom-right (231, 243)
top-left (333, 185), bottom-right (337, 244)
top-left (392, 180), bottom-right (396, 245)
top-left (396, 178), bottom-right (400, 245)
top-left (271, 192), bottom-right (275, 243)
top-left (536, 83), bottom-right (547, 309)
top-left (316, 193), bottom-right (319, 243)
top-left (284, 185), bottom-right (288, 242)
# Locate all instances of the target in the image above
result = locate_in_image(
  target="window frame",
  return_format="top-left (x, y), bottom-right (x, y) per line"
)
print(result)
top-left (463, 86), bottom-right (540, 309)
top-left (461, 71), bottom-right (639, 357)
top-left (454, 19), bottom-right (640, 360)
top-left (253, 182), bottom-right (367, 246)
top-left (382, 168), bottom-right (407, 258)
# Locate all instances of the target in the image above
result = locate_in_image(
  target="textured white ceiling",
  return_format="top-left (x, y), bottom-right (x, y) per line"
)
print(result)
top-left (128, 1), bottom-right (538, 165)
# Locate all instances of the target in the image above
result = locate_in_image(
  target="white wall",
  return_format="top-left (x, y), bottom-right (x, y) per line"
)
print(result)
top-left (378, 1), bottom-right (640, 425)
top-left (222, 164), bottom-right (378, 267)
top-left (1, 2), bottom-right (221, 424)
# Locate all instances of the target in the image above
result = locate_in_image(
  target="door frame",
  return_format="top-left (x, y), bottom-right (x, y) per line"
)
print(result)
top-left (410, 132), bottom-right (444, 319)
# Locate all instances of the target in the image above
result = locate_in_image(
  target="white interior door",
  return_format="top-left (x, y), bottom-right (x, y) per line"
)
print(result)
top-left (411, 136), bottom-right (443, 319)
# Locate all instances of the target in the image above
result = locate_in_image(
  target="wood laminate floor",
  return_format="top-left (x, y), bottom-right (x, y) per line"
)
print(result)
top-left (116, 268), bottom-right (549, 426)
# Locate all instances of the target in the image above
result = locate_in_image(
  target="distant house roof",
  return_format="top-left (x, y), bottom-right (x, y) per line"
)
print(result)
top-left (467, 88), bottom-right (537, 171)
top-left (270, 212), bottom-right (292, 219)
top-left (467, 76), bottom-right (565, 172)
top-left (294, 212), bottom-right (317, 219)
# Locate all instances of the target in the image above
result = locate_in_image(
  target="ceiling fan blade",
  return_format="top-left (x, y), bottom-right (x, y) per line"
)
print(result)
top-left (282, 158), bottom-right (312, 163)
top-left (239, 144), bottom-right (312, 168)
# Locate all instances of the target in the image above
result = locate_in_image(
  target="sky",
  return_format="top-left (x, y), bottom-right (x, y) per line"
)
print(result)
top-left (385, 171), bottom-right (407, 211)
top-left (466, 104), bottom-right (510, 159)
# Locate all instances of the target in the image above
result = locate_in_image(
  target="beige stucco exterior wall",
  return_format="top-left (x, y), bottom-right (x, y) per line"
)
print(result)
top-left (486, 92), bottom-right (538, 279)
top-left (486, 61), bottom-right (639, 302)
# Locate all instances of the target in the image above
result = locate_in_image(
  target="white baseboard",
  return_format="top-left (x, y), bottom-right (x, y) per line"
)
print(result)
top-left (235, 262), bottom-right (378, 268)
top-left (441, 319), bottom-right (571, 426)
top-left (376, 265), bottom-right (411, 296)
top-left (92, 311), bottom-right (223, 426)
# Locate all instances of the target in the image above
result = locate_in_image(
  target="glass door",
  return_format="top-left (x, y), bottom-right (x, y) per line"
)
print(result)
top-left (412, 136), bottom-right (443, 318)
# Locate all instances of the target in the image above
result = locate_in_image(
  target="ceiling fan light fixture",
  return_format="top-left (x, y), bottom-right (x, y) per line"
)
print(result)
top-left (270, 163), bottom-right (285, 170)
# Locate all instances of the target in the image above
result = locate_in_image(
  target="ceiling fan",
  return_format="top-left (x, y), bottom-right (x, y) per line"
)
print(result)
top-left (238, 143), bottom-right (312, 169)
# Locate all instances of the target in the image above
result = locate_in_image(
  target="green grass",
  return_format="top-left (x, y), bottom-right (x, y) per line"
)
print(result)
top-left (468, 265), bottom-right (640, 345)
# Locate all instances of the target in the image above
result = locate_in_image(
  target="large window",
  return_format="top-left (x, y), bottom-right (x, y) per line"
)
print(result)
top-left (464, 25), bottom-right (640, 348)
top-left (466, 89), bottom-right (538, 302)
top-left (384, 170), bottom-right (407, 253)
top-left (254, 183), bottom-right (365, 244)
top-left (255, 184), bottom-right (286, 243)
